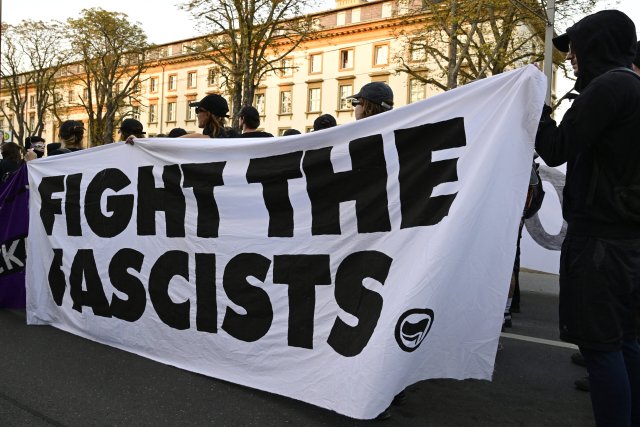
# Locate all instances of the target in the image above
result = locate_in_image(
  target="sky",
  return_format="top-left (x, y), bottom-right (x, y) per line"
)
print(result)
top-left (2, 0), bottom-right (639, 44)
top-left (1, 0), bottom-right (334, 44)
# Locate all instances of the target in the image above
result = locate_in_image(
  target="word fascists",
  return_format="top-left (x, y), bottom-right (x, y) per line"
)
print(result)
top-left (38, 119), bottom-right (466, 238)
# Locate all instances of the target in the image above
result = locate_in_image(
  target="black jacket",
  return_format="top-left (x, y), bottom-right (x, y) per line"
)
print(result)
top-left (535, 11), bottom-right (640, 238)
top-left (236, 131), bottom-right (274, 138)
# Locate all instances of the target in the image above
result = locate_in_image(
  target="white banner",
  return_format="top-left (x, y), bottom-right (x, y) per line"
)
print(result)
top-left (26, 65), bottom-right (546, 419)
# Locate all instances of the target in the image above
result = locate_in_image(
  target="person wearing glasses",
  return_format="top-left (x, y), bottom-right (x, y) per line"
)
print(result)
top-left (183, 94), bottom-right (235, 139)
top-left (48, 120), bottom-right (85, 156)
top-left (349, 82), bottom-right (394, 120)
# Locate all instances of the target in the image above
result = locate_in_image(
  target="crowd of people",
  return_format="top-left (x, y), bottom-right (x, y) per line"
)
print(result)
top-left (1, 8), bottom-right (639, 425)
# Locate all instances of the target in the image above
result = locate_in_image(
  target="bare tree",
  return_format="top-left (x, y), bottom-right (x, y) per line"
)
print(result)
top-left (66, 8), bottom-right (150, 145)
top-left (181, 0), bottom-right (318, 126)
top-left (0, 20), bottom-right (67, 143)
top-left (394, 0), bottom-right (597, 91)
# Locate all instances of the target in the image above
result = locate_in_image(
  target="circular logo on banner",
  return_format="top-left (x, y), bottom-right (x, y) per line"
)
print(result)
top-left (395, 308), bottom-right (434, 352)
top-left (1, 130), bottom-right (12, 142)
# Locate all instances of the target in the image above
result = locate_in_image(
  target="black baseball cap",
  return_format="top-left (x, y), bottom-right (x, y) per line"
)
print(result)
top-left (120, 118), bottom-right (145, 135)
top-left (552, 34), bottom-right (570, 53)
top-left (350, 82), bottom-right (394, 110)
top-left (190, 94), bottom-right (230, 118)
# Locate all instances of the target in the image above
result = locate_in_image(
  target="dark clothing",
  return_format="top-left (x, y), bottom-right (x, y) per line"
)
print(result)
top-left (536, 12), bottom-right (640, 240)
top-left (48, 145), bottom-right (81, 156)
top-left (236, 131), bottom-right (274, 138)
top-left (581, 340), bottom-right (640, 426)
top-left (536, 71), bottom-right (640, 239)
top-left (0, 159), bottom-right (21, 181)
top-left (534, 11), bottom-right (640, 425)
top-left (559, 235), bottom-right (640, 351)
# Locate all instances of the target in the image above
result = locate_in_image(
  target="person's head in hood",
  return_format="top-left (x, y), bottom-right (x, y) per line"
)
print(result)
top-left (553, 10), bottom-right (636, 92)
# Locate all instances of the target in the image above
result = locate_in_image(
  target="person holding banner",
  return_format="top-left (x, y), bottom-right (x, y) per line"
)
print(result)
top-left (349, 81), bottom-right (402, 419)
top-left (182, 94), bottom-right (236, 139)
top-left (49, 120), bottom-right (85, 156)
top-left (349, 82), bottom-right (394, 119)
top-left (535, 10), bottom-right (640, 426)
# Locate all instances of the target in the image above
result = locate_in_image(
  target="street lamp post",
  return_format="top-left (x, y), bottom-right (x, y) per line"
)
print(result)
top-left (543, 0), bottom-right (556, 105)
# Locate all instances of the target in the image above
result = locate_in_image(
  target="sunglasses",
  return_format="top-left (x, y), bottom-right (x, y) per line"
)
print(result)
top-left (350, 98), bottom-right (362, 106)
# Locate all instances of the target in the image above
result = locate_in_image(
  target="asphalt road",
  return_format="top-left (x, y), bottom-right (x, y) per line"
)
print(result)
top-left (0, 272), bottom-right (593, 426)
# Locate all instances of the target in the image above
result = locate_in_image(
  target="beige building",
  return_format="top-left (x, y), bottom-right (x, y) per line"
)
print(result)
top-left (1, 0), bottom-right (542, 145)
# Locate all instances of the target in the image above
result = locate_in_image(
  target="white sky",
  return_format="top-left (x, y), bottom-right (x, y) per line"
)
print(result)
top-left (3, 0), bottom-right (639, 45)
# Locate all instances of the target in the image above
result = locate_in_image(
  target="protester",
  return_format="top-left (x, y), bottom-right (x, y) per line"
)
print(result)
top-left (282, 128), bottom-right (301, 136)
top-left (236, 106), bottom-right (273, 138)
top-left (24, 136), bottom-right (45, 158)
top-left (182, 94), bottom-right (235, 139)
top-left (0, 142), bottom-right (26, 181)
top-left (119, 118), bottom-right (146, 140)
top-left (349, 82), bottom-right (394, 120)
top-left (49, 120), bottom-right (85, 156)
top-left (313, 114), bottom-right (337, 131)
top-left (168, 127), bottom-right (187, 138)
top-left (503, 161), bottom-right (545, 330)
top-left (348, 81), bottom-right (399, 420)
top-left (535, 10), bottom-right (640, 426)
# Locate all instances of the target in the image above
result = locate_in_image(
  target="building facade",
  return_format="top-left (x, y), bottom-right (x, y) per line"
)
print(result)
top-left (0, 0), bottom-right (543, 146)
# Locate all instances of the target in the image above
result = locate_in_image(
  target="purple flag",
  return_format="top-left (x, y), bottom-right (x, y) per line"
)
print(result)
top-left (0, 164), bottom-right (28, 309)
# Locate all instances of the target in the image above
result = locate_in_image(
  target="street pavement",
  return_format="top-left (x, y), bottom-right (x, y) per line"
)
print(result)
top-left (0, 271), bottom-right (593, 426)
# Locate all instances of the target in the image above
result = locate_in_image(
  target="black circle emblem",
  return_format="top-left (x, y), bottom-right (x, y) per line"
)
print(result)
top-left (395, 308), bottom-right (434, 352)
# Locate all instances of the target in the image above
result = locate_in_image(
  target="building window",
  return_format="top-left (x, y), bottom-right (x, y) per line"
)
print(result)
top-left (309, 54), bottom-right (322, 74)
top-left (410, 41), bottom-right (427, 62)
top-left (409, 79), bottom-right (427, 103)
top-left (29, 95), bottom-right (36, 109)
top-left (187, 71), bottom-right (197, 89)
top-left (149, 104), bottom-right (157, 123)
top-left (150, 77), bottom-right (158, 93)
top-left (186, 99), bottom-right (196, 121)
top-left (254, 92), bottom-right (266, 116)
top-left (352, 8), bottom-right (361, 23)
top-left (278, 128), bottom-right (291, 136)
top-left (280, 58), bottom-right (294, 77)
top-left (168, 74), bottom-right (177, 91)
top-left (83, 88), bottom-right (89, 99)
top-left (338, 83), bottom-right (353, 110)
top-left (307, 87), bottom-right (321, 113)
top-left (68, 90), bottom-right (75, 103)
top-left (29, 113), bottom-right (35, 130)
top-left (132, 106), bottom-right (140, 120)
top-left (279, 90), bottom-right (292, 114)
top-left (339, 49), bottom-right (354, 70)
top-left (167, 101), bottom-right (177, 122)
top-left (337, 11), bottom-right (346, 26)
top-left (382, 2), bottom-right (393, 18)
top-left (374, 44), bottom-right (389, 66)
top-left (133, 81), bottom-right (141, 94)
top-left (208, 68), bottom-right (219, 86)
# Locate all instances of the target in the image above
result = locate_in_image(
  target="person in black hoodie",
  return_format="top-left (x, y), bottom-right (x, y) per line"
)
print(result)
top-left (236, 106), bottom-right (273, 138)
top-left (535, 10), bottom-right (640, 426)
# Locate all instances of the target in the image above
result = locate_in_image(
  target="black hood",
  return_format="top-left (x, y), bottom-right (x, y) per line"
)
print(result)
top-left (562, 10), bottom-right (636, 92)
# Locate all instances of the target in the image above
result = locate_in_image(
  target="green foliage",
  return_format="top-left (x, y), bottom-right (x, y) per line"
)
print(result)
top-left (181, 0), bottom-right (318, 125)
top-left (66, 8), bottom-right (151, 145)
